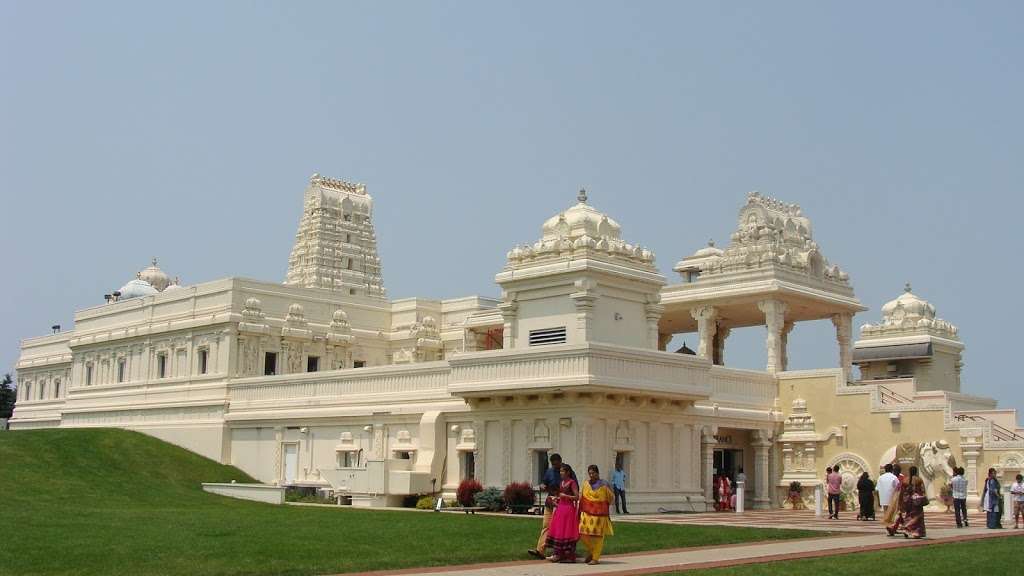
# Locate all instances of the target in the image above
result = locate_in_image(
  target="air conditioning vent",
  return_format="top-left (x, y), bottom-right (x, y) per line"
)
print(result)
top-left (529, 327), bottom-right (567, 346)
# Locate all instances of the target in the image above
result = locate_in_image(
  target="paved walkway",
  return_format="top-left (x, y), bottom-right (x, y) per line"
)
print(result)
top-left (617, 508), bottom-right (989, 533)
top-left (338, 518), bottom-right (1021, 576)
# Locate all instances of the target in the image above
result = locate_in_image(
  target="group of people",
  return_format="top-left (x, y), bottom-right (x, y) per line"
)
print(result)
top-left (713, 468), bottom-right (746, 511)
top-left (827, 463), bottom-right (1024, 538)
top-left (527, 453), bottom-right (622, 564)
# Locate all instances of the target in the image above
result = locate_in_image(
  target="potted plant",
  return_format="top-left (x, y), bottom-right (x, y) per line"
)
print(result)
top-left (503, 481), bottom-right (535, 513)
top-left (940, 483), bottom-right (953, 512)
top-left (788, 481), bottom-right (805, 510)
top-left (456, 478), bottom-right (483, 507)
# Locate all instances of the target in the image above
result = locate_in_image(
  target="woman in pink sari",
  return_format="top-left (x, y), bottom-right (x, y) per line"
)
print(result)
top-left (546, 464), bottom-right (580, 563)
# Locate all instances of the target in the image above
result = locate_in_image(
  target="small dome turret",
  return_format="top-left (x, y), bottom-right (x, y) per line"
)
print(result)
top-left (138, 258), bottom-right (171, 292)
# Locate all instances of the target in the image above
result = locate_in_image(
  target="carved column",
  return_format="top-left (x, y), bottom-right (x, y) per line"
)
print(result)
top-left (645, 295), bottom-right (665, 350)
top-left (690, 305), bottom-right (718, 360)
top-left (571, 279), bottom-right (598, 343)
top-left (962, 442), bottom-right (982, 499)
top-left (752, 430), bottom-right (773, 510)
top-left (713, 325), bottom-right (731, 366)
top-left (498, 299), bottom-right (517, 349)
top-left (780, 321), bottom-right (794, 371)
top-left (701, 426), bottom-right (717, 510)
top-left (831, 313), bottom-right (853, 382)
top-left (658, 332), bottom-right (673, 351)
top-left (758, 299), bottom-right (789, 373)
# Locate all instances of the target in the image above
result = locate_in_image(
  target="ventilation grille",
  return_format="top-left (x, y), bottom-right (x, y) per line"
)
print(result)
top-left (529, 327), bottom-right (567, 346)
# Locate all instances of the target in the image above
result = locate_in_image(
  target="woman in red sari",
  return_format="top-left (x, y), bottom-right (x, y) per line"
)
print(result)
top-left (546, 464), bottom-right (580, 563)
top-left (717, 475), bottom-right (733, 511)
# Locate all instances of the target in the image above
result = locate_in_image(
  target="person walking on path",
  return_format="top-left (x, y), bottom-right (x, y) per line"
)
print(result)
top-left (900, 467), bottom-right (928, 538)
top-left (951, 466), bottom-right (969, 528)
top-left (545, 464), bottom-right (581, 563)
top-left (885, 464), bottom-right (909, 535)
top-left (611, 462), bottom-right (628, 514)
top-left (529, 453), bottom-right (573, 559)
top-left (826, 466), bottom-right (843, 519)
top-left (1010, 473), bottom-right (1024, 529)
top-left (981, 467), bottom-right (1002, 529)
top-left (856, 472), bottom-right (875, 520)
top-left (579, 465), bottom-right (615, 565)
top-left (877, 464), bottom-right (898, 520)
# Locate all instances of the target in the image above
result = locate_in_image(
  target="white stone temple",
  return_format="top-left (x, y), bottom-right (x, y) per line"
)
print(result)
top-left (12, 176), bottom-right (1024, 510)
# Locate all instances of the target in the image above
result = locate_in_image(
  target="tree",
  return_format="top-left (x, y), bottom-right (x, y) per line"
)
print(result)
top-left (0, 373), bottom-right (15, 420)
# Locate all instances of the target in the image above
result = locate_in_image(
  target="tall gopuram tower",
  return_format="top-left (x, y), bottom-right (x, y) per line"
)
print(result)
top-left (285, 173), bottom-right (386, 298)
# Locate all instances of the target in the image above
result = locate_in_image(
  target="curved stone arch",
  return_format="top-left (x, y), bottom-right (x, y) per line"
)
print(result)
top-left (996, 452), bottom-right (1024, 470)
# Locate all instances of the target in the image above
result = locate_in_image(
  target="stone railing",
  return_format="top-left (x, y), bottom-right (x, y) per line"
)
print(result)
top-left (229, 362), bottom-right (450, 404)
top-left (449, 343), bottom-right (713, 399)
top-left (707, 366), bottom-right (777, 408)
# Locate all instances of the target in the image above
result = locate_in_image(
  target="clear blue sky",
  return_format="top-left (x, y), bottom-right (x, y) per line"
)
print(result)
top-left (2, 2), bottom-right (1022, 416)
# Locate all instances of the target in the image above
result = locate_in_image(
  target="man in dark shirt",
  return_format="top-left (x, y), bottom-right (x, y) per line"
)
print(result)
top-left (529, 453), bottom-right (573, 558)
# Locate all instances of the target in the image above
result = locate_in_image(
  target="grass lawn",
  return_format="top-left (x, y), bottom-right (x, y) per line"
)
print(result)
top-left (1, 428), bottom-right (823, 576)
top-left (674, 535), bottom-right (1024, 575)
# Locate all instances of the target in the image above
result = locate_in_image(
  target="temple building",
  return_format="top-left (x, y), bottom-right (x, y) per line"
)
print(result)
top-left (11, 176), bottom-right (1023, 511)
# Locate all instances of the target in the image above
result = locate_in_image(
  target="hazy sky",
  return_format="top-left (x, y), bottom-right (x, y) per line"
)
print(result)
top-left (2, 2), bottom-right (1022, 416)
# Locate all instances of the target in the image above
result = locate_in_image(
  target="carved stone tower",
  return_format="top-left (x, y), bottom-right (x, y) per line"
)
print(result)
top-left (285, 174), bottom-right (386, 298)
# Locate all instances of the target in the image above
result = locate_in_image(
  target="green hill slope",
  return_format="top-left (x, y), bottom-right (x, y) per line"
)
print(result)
top-left (1, 428), bottom-right (254, 510)
top-left (0, 428), bottom-right (820, 576)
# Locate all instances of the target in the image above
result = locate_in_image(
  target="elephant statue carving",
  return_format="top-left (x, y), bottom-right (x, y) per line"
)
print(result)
top-left (919, 440), bottom-right (956, 503)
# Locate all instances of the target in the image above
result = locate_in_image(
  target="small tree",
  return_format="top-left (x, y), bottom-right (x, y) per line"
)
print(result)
top-left (0, 373), bottom-right (15, 420)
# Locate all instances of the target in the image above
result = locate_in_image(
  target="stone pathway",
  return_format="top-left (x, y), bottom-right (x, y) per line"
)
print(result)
top-left (337, 520), bottom-right (1021, 576)
top-left (616, 508), bottom-right (989, 533)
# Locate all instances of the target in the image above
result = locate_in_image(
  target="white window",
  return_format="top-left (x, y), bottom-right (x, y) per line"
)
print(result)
top-left (53, 379), bottom-right (61, 398)
top-left (85, 365), bottom-right (93, 386)
top-left (198, 349), bottom-right (209, 375)
top-left (117, 359), bottom-right (126, 383)
top-left (157, 354), bottom-right (167, 379)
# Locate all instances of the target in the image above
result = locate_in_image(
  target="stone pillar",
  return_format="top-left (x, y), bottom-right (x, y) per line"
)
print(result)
top-left (962, 442), bottom-right (982, 499)
top-left (752, 430), bottom-right (773, 510)
top-left (831, 313), bottom-right (853, 382)
top-left (713, 325), bottom-right (731, 366)
top-left (757, 299), bottom-right (789, 373)
top-left (690, 305), bottom-right (718, 360)
top-left (701, 426), bottom-right (717, 511)
top-left (780, 321), bottom-right (794, 371)
top-left (645, 295), bottom-right (664, 350)
top-left (498, 300), bottom-right (517, 349)
top-left (571, 279), bottom-right (598, 343)
top-left (658, 332), bottom-right (673, 352)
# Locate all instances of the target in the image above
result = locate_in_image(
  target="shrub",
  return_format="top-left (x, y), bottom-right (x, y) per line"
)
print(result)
top-left (474, 487), bottom-right (504, 511)
top-left (284, 487), bottom-right (334, 504)
top-left (503, 481), bottom-right (534, 509)
top-left (415, 495), bottom-right (436, 510)
top-left (456, 478), bottom-right (483, 506)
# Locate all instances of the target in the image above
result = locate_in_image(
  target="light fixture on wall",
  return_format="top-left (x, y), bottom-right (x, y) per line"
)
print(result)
top-left (450, 424), bottom-right (461, 433)
top-left (363, 425), bottom-right (373, 432)
top-left (300, 427), bottom-right (309, 434)
top-left (614, 312), bottom-right (623, 321)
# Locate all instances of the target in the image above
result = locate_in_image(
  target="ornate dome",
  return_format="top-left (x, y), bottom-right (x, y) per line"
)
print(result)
top-left (880, 283), bottom-right (936, 322)
top-left (541, 189), bottom-right (622, 241)
top-left (117, 276), bottom-right (159, 299)
top-left (861, 283), bottom-right (958, 340)
top-left (138, 258), bottom-right (171, 292)
top-left (691, 239), bottom-right (724, 259)
top-left (507, 189), bottom-right (655, 269)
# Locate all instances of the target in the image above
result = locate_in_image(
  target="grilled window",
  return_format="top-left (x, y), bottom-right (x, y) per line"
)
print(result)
top-left (529, 327), bottom-right (567, 346)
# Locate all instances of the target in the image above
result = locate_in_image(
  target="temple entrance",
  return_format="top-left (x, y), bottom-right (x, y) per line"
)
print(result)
top-left (714, 448), bottom-right (743, 482)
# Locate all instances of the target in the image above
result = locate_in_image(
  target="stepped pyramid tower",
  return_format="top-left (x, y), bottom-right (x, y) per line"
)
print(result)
top-left (284, 173), bottom-right (386, 298)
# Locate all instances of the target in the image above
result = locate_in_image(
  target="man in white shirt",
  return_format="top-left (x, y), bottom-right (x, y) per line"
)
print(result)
top-left (1011, 473), bottom-right (1024, 529)
top-left (877, 463), bottom-right (899, 515)
top-left (951, 466), bottom-right (969, 528)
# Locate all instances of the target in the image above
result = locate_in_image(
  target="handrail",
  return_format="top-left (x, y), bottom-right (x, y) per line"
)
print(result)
top-left (954, 414), bottom-right (1023, 442)
top-left (877, 384), bottom-right (913, 405)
